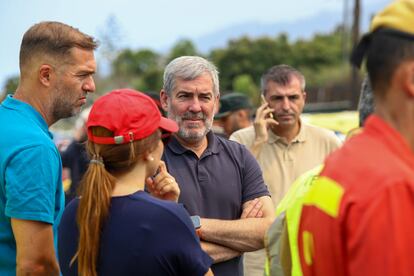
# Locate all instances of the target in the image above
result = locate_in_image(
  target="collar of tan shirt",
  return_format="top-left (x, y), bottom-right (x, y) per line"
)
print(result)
top-left (268, 119), bottom-right (307, 146)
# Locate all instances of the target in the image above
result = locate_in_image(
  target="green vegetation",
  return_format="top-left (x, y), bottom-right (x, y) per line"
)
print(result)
top-left (1, 25), bottom-right (360, 108)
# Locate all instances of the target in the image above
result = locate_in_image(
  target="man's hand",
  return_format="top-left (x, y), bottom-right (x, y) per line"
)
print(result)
top-left (199, 196), bottom-right (275, 252)
top-left (249, 102), bottom-right (279, 158)
top-left (241, 198), bottom-right (264, 219)
top-left (201, 241), bottom-right (242, 264)
top-left (146, 161), bottom-right (180, 202)
top-left (253, 102), bottom-right (278, 144)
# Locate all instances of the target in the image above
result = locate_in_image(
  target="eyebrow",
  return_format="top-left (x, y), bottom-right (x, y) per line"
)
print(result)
top-left (76, 69), bottom-right (96, 75)
top-left (176, 90), bottom-right (213, 95)
top-left (269, 91), bottom-right (302, 97)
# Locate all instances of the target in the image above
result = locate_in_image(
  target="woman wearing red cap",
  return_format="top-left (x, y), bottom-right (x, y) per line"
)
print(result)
top-left (58, 89), bottom-right (213, 276)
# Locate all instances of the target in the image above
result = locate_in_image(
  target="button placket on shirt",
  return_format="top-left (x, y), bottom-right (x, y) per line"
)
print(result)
top-left (197, 150), bottom-right (211, 184)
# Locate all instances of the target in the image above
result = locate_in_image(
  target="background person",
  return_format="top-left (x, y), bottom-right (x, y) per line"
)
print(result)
top-left (230, 64), bottom-right (341, 276)
top-left (58, 89), bottom-right (213, 276)
top-left (264, 76), bottom-right (375, 276)
top-left (298, 1), bottom-right (414, 275)
top-left (0, 21), bottom-right (97, 275)
top-left (60, 107), bottom-right (91, 205)
top-left (214, 92), bottom-right (253, 138)
top-left (160, 56), bottom-right (275, 276)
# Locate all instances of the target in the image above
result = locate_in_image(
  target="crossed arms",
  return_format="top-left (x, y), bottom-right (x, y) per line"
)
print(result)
top-left (200, 195), bottom-right (275, 263)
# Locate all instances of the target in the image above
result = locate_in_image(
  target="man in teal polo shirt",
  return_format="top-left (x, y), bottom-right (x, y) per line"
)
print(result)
top-left (0, 21), bottom-right (97, 275)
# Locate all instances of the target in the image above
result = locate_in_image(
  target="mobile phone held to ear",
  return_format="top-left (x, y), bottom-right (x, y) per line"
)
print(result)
top-left (261, 95), bottom-right (274, 119)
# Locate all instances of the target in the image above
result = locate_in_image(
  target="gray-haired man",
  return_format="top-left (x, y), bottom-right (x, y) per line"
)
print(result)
top-left (160, 56), bottom-right (275, 276)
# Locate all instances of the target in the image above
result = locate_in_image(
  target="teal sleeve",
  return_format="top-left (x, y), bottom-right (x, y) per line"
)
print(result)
top-left (5, 145), bottom-right (62, 224)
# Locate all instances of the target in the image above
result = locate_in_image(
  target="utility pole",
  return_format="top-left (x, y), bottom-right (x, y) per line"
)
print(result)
top-left (342, 0), bottom-right (350, 61)
top-left (350, 0), bottom-right (361, 109)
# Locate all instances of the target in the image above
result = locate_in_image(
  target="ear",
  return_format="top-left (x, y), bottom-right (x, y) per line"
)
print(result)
top-left (238, 109), bottom-right (249, 120)
top-left (302, 91), bottom-right (307, 102)
top-left (160, 89), bottom-right (169, 112)
top-left (39, 64), bottom-right (53, 87)
top-left (143, 150), bottom-right (154, 162)
top-left (403, 62), bottom-right (414, 97)
top-left (234, 109), bottom-right (242, 119)
top-left (214, 94), bottom-right (220, 114)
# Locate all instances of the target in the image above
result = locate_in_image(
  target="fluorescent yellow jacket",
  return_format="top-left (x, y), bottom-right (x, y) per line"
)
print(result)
top-left (264, 165), bottom-right (323, 276)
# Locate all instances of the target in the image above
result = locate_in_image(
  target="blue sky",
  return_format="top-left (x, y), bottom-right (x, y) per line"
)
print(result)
top-left (0, 0), bottom-right (387, 89)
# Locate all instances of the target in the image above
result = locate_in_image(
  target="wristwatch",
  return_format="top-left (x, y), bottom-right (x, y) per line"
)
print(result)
top-left (190, 215), bottom-right (202, 239)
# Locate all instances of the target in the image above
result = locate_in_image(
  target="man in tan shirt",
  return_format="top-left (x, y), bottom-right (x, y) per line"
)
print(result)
top-left (230, 64), bottom-right (341, 276)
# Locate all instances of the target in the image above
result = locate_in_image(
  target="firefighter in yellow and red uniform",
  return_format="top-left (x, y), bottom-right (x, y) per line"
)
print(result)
top-left (298, 1), bottom-right (414, 276)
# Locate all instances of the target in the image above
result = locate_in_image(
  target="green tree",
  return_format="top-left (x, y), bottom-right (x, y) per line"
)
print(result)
top-left (113, 49), bottom-right (160, 76)
top-left (1, 76), bottom-right (19, 100)
top-left (111, 48), bottom-right (162, 91)
top-left (166, 39), bottom-right (199, 63)
top-left (105, 24), bottom-right (351, 108)
top-left (210, 34), bottom-right (292, 91)
top-left (132, 67), bottom-right (163, 92)
top-left (291, 29), bottom-right (343, 70)
top-left (232, 74), bottom-right (260, 106)
top-left (291, 27), bottom-right (345, 88)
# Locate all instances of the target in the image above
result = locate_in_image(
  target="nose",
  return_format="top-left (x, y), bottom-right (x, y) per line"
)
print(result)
top-left (188, 97), bottom-right (202, 113)
top-left (83, 75), bottom-right (96, 94)
top-left (281, 97), bottom-right (290, 111)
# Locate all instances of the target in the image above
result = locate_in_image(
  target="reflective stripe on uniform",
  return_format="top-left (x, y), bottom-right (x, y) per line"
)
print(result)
top-left (302, 231), bottom-right (314, 266)
top-left (302, 176), bottom-right (344, 218)
top-left (264, 165), bottom-right (324, 276)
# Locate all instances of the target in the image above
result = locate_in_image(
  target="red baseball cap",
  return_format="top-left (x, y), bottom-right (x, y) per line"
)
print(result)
top-left (87, 89), bottom-right (178, 144)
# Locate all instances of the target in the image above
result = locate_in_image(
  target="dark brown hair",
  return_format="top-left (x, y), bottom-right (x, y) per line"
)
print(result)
top-left (366, 31), bottom-right (414, 97)
top-left (260, 64), bottom-right (306, 95)
top-left (19, 21), bottom-right (98, 75)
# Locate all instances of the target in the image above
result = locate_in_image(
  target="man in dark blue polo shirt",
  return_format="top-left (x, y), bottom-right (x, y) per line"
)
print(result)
top-left (160, 56), bottom-right (275, 276)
